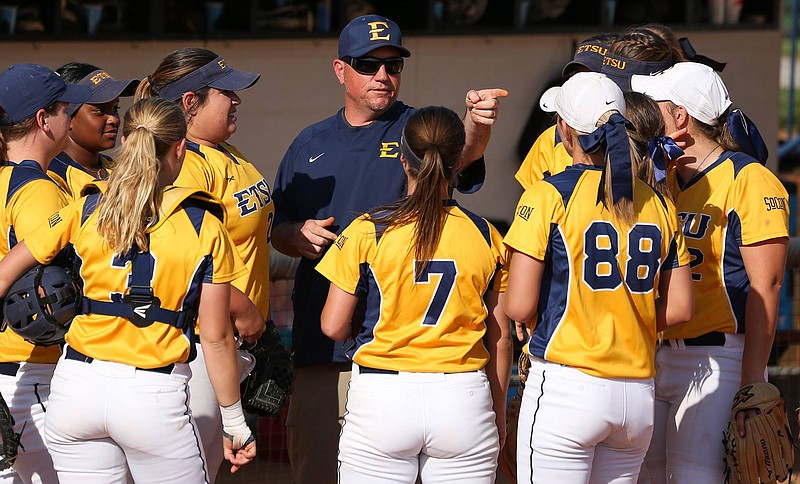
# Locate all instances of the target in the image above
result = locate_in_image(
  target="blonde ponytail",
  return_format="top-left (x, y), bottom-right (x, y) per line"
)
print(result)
top-left (96, 98), bottom-right (186, 255)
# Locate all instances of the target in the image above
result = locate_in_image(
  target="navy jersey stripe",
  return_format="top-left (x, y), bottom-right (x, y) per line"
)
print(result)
top-left (7, 162), bottom-right (50, 206)
top-left (184, 254), bottom-right (212, 360)
top-left (8, 226), bottom-right (16, 249)
top-left (182, 202), bottom-right (207, 237)
top-left (554, 127), bottom-right (561, 145)
top-left (728, 151), bottom-right (759, 178)
top-left (723, 209), bottom-right (748, 333)
top-left (81, 193), bottom-right (102, 226)
top-left (49, 153), bottom-right (73, 181)
top-left (458, 205), bottom-right (492, 247)
top-left (350, 262), bottom-right (382, 359)
top-left (544, 165), bottom-right (592, 209)
top-left (529, 224), bottom-right (570, 358)
top-left (185, 141), bottom-right (207, 160)
top-left (661, 236), bottom-right (680, 271)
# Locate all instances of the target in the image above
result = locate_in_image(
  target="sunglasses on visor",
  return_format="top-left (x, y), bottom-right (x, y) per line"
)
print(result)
top-left (341, 56), bottom-right (404, 75)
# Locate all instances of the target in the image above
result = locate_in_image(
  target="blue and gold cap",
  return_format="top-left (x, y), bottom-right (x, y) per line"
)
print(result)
top-left (67, 69), bottom-right (139, 116)
top-left (0, 64), bottom-right (90, 124)
top-left (338, 15), bottom-right (411, 59)
top-left (157, 56), bottom-right (260, 102)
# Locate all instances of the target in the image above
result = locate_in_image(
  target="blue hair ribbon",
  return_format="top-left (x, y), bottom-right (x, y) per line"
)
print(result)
top-left (727, 109), bottom-right (768, 164)
top-left (647, 136), bottom-right (684, 183)
top-left (578, 113), bottom-right (635, 204)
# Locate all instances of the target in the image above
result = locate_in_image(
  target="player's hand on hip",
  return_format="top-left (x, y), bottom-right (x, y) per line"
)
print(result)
top-left (465, 88), bottom-right (509, 126)
top-left (296, 217), bottom-right (337, 259)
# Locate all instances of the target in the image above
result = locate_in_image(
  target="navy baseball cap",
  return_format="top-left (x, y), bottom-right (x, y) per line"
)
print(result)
top-left (338, 15), bottom-right (411, 59)
top-left (0, 64), bottom-right (90, 124)
top-left (600, 54), bottom-right (673, 92)
top-left (562, 40), bottom-right (610, 77)
top-left (67, 69), bottom-right (140, 116)
top-left (157, 56), bottom-right (260, 102)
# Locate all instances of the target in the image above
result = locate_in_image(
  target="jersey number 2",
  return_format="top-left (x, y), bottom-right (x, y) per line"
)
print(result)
top-left (414, 260), bottom-right (458, 326)
top-left (583, 221), bottom-right (662, 293)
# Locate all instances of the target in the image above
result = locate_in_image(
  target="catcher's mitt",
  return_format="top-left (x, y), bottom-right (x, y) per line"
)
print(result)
top-left (240, 322), bottom-right (294, 417)
top-left (723, 382), bottom-right (794, 484)
top-left (497, 352), bottom-right (531, 482)
top-left (0, 392), bottom-right (19, 471)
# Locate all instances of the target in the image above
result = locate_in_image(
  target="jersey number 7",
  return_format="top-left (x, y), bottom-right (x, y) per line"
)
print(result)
top-left (414, 260), bottom-right (458, 326)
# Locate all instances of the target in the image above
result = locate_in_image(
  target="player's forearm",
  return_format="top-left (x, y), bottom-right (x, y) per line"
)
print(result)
top-left (199, 283), bottom-right (241, 407)
top-left (740, 240), bottom-right (787, 385)
top-left (271, 221), bottom-right (303, 258)
top-left (741, 283), bottom-right (781, 386)
top-left (485, 292), bottom-right (513, 422)
top-left (229, 285), bottom-right (265, 343)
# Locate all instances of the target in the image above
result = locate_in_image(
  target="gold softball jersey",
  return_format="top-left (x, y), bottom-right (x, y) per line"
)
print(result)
top-left (663, 151), bottom-right (789, 340)
top-left (316, 200), bottom-right (507, 373)
top-left (48, 152), bottom-right (112, 201)
top-left (175, 141), bottom-right (274, 318)
top-left (23, 186), bottom-right (246, 369)
top-left (504, 164), bottom-right (690, 379)
top-left (0, 161), bottom-right (68, 364)
top-left (515, 125), bottom-right (573, 190)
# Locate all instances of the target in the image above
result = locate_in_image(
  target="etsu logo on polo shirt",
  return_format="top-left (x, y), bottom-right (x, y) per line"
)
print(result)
top-left (368, 21), bottom-right (391, 41)
top-left (379, 142), bottom-right (399, 158)
top-left (603, 57), bottom-right (627, 70)
top-left (89, 71), bottom-right (112, 85)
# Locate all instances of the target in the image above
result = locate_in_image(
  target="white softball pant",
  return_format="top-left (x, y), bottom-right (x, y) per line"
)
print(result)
top-left (640, 333), bottom-right (745, 483)
top-left (0, 362), bottom-right (57, 484)
top-left (517, 356), bottom-right (655, 484)
top-left (44, 349), bottom-right (209, 484)
top-left (338, 364), bottom-right (499, 484)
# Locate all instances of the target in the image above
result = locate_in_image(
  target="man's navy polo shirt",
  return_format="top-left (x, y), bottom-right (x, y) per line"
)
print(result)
top-left (273, 101), bottom-right (485, 366)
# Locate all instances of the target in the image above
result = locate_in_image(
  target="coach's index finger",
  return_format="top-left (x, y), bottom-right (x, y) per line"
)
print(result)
top-left (467, 88), bottom-right (510, 104)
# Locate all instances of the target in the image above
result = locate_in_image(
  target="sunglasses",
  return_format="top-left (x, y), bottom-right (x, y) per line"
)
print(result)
top-left (341, 56), bottom-right (404, 75)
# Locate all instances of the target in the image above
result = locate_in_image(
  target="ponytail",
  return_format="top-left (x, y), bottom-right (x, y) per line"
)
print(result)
top-left (369, 106), bottom-right (465, 275)
top-left (96, 98), bottom-right (186, 255)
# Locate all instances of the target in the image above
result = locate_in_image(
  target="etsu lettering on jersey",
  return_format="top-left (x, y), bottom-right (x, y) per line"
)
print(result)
top-left (678, 211), bottom-right (711, 281)
top-left (764, 196), bottom-right (788, 212)
top-left (233, 178), bottom-right (272, 217)
top-left (379, 142), bottom-right (400, 158)
top-left (678, 212), bottom-right (711, 239)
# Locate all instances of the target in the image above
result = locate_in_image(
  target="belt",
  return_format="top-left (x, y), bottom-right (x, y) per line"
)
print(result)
top-left (357, 366), bottom-right (477, 375)
top-left (358, 366), bottom-right (399, 375)
top-left (65, 347), bottom-right (175, 375)
top-left (659, 331), bottom-right (727, 347)
top-left (0, 362), bottom-right (20, 377)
